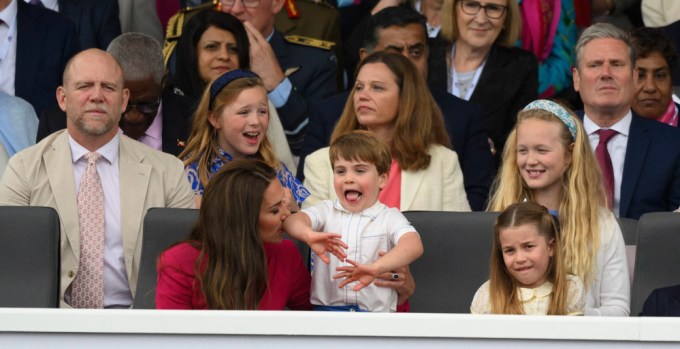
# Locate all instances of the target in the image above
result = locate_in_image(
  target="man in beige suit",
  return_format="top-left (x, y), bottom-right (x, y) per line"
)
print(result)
top-left (0, 49), bottom-right (194, 308)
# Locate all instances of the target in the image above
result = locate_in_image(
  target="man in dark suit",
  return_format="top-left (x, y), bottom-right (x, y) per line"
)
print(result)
top-left (299, 6), bottom-right (494, 211)
top-left (1, 0), bottom-right (79, 116)
top-left (573, 23), bottom-right (680, 219)
top-left (38, 33), bottom-right (193, 156)
top-left (219, 0), bottom-right (337, 154)
top-left (51, 0), bottom-right (122, 50)
top-left (640, 284), bottom-right (680, 316)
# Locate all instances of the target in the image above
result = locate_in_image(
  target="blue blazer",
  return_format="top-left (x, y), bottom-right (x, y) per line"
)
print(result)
top-left (299, 90), bottom-right (495, 211)
top-left (579, 111), bottom-right (680, 219)
top-left (15, 0), bottom-right (79, 117)
top-left (58, 0), bottom-right (121, 50)
top-left (640, 284), bottom-right (680, 316)
top-left (269, 29), bottom-right (338, 152)
top-left (619, 113), bottom-right (680, 219)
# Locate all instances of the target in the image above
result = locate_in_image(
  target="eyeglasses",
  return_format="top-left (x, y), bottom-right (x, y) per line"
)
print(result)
top-left (124, 99), bottom-right (161, 115)
top-left (219, 0), bottom-right (261, 9)
top-left (459, 0), bottom-right (508, 19)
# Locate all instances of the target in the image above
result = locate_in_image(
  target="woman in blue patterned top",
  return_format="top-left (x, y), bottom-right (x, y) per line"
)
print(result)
top-left (180, 70), bottom-right (309, 209)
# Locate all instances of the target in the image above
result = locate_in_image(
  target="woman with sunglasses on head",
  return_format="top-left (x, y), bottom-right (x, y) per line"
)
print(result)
top-left (436, 0), bottom-right (537, 162)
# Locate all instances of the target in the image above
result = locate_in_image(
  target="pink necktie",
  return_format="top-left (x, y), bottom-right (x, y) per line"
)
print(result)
top-left (595, 129), bottom-right (618, 209)
top-left (71, 152), bottom-right (105, 308)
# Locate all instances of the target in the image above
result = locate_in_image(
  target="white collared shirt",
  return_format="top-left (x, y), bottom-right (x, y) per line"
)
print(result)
top-left (68, 133), bottom-right (133, 308)
top-left (22, 0), bottom-right (58, 11)
top-left (0, 0), bottom-right (17, 95)
top-left (584, 111), bottom-right (632, 217)
top-left (302, 199), bottom-right (417, 312)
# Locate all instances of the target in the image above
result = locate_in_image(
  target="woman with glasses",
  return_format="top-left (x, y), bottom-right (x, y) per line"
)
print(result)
top-left (438, 0), bottom-right (537, 163)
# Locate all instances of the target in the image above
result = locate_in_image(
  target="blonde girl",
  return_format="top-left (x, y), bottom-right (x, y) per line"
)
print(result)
top-left (488, 99), bottom-right (629, 316)
top-left (181, 70), bottom-right (309, 209)
top-left (471, 201), bottom-right (584, 315)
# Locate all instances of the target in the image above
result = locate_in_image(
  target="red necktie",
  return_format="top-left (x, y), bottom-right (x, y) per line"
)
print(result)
top-left (71, 152), bottom-right (105, 308)
top-left (595, 129), bottom-right (618, 209)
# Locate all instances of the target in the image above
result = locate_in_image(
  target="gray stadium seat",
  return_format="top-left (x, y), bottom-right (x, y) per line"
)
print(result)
top-left (133, 208), bottom-right (199, 309)
top-left (631, 212), bottom-right (680, 316)
top-left (0, 206), bottom-right (60, 307)
top-left (403, 211), bottom-right (500, 313)
top-left (617, 217), bottom-right (638, 285)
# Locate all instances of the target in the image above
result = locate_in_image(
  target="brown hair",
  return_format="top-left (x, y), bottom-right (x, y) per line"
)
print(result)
top-left (329, 130), bottom-right (392, 175)
top-left (490, 202), bottom-right (569, 315)
top-left (187, 159), bottom-right (276, 309)
top-left (179, 75), bottom-right (278, 190)
top-left (441, 0), bottom-right (521, 47)
top-left (331, 51), bottom-right (450, 171)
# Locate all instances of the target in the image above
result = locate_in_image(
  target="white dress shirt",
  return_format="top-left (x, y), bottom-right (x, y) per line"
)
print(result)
top-left (0, 0), bottom-right (17, 95)
top-left (23, 0), bottom-right (58, 11)
top-left (68, 133), bottom-right (133, 308)
top-left (584, 111), bottom-right (632, 217)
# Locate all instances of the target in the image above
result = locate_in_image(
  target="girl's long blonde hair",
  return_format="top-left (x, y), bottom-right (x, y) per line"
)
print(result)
top-left (179, 75), bottom-right (278, 190)
top-left (488, 106), bottom-right (606, 285)
top-left (490, 202), bottom-right (569, 314)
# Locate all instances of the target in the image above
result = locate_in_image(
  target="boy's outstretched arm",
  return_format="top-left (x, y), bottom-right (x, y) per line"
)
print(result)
top-left (282, 212), bottom-right (348, 264)
top-left (335, 232), bottom-right (423, 291)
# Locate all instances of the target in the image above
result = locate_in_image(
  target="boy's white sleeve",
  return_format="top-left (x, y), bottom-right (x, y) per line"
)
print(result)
top-left (388, 209), bottom-right (418, 245)
top-left (301, 200), bottom-right (333, 232)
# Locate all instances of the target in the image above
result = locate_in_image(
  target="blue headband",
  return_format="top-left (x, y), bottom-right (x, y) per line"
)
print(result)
top-left (209, 69), bottom-right (259, 110)
top-left (523, 99), bottom-right (577, 140)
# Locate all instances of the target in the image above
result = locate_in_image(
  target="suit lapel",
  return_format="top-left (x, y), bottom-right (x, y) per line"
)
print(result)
top-left (400, 169), bottom-right (425, 211)
top-left (620, 115), bottom-right (651, 217)
top-left (118, 136), bottom-right (151, 279)
top-left (44, 132), bottom-right (80, 256)
top-left (470, 46), bottom-right (506, 109)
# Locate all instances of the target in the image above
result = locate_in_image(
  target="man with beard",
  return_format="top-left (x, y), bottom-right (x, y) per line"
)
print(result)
top-left (0, 49), bottom-right (194, 308)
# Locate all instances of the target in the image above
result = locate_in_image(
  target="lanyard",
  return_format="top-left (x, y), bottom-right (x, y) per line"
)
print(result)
top-left (449, 44), bottom-right (487, 101)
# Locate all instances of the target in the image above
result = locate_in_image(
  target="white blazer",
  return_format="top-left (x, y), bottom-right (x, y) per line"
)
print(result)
top-left (302, 144), bottom-right (471, 211)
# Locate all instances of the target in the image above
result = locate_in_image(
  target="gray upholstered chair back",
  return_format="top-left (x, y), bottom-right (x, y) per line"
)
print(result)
top-left (631, 212), bottom-right (680, 316)
top-left (133, 208), bottom-right (199, 309)
top-left (617, 217), bottom-right (638, 286)
top-left (0, 206), bottom-right (60, 307)
top-left (403, 211), bottom-right (499, 313)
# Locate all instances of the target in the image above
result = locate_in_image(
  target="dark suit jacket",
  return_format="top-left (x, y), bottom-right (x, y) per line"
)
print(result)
top-left (15, 0), bottom-right (79, 117)
top-left (429, 38), bottom-right (538, 162)
top-left (640, 284), bottom-right (680, 316)
top-left (619, 113), bottom-right (680, 219)
top-left (37, 88), bottom-right (194, 157)
top-left (57, 0), bottom-right (121, 50)
top-left (299, 90), bottom-right (495, 211)
top-left (270, 29), bottom-right (338, 152)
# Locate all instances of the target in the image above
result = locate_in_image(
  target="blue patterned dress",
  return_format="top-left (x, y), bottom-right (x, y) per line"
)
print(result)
top-left (185, 148), bottom-right (310, 206)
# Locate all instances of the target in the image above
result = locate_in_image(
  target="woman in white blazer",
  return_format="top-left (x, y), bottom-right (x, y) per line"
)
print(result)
top-left (303, 52), bottom-right (470, 212)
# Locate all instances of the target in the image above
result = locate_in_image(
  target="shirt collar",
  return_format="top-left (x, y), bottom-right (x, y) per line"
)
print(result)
top-left (0, 0), bottom-right (18, 27)
top-left (332, 199), bottom-right (386, 220)
top-left (23, 0), bottom-right (58, 11)
top-left (143, 101), bottom-right (163, 141)
top-left (583, 110), bottom-right (632, 137)
top-left (68, 132), bottom-right (120, 165)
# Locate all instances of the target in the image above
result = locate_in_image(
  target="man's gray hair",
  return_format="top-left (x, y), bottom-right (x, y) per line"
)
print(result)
top-left (574, 22), bottom-right (635, 70)
top-left (106, 33), bottom-right (164, 85)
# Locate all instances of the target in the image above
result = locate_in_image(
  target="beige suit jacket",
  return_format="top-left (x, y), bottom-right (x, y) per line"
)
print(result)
top-left (0, 130), bottom-right (194, 307)
top-left (302, 145), bottom-right (471, 212)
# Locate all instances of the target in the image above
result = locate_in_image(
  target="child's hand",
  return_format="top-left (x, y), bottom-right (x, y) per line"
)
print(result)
top-left (307, 232), bottom-right (348, 264)
top-left (333, 259), bottom-right (380, 291)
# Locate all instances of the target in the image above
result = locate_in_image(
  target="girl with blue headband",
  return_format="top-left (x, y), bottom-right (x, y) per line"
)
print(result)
top-left (180, 69), bottom-right (309, 210)
top-left (488, 99), bottom-right (630, 316)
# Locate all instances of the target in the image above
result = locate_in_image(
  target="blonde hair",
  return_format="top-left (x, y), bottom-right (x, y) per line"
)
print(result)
top-left (179, 76), bottom-right (278, 190)
top-left (331, 52), bottom-right (450, 171)
top-left (488, 105), bottom-right (606, 285)
top-left (441, 0), bottom-right (521, 47)
top-left (490, 202), bottom-right (569, 314)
